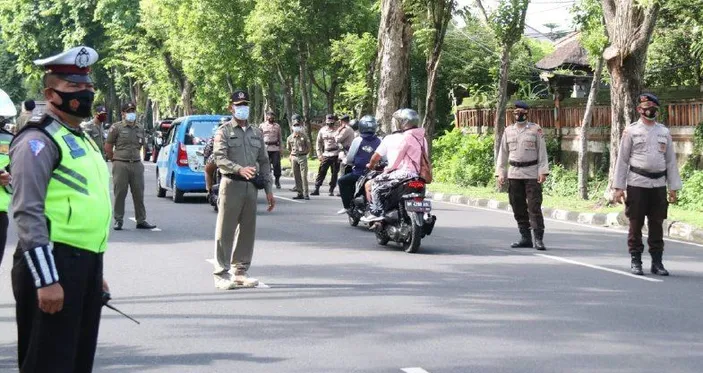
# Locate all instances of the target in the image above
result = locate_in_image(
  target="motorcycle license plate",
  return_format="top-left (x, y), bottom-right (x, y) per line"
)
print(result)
top-left (405, 200), bottom-right (432, 212)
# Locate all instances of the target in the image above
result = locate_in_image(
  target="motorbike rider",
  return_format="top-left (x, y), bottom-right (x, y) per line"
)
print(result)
top-left (204, 116), bottom-right (230, 196)
top-left (336, 115), bottom-right (381, 215)
top-left (361, 108), bottom-right (428, 223)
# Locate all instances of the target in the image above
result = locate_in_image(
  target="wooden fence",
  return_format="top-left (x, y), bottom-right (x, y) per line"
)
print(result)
top-left (456, 101), bottom-right (703, 128)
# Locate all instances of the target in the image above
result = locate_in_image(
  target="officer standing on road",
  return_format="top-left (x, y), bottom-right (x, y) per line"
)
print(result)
top-left (260, 110), bottom-right (283, 189)
top-left (613, 93), bottom-right (682, 276)
top-left (105, 102), bottom-right (156, 231)
top-left (496, 101), bottom-right (549, 251)
top-left (313, 114), bottom-right (341, 196)
top-left (9, 46), bottom-right (112, 373)
top-left (82, 105), bottom-right (108, 160)
top-left (287, 114), bottom-right (311, 200)
top-left (336, 114), bottom-right (355, 175)
top-left (212, 90), bottom-right (275, 290)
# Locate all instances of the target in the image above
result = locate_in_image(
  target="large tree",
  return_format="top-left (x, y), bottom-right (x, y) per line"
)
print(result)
top-left (602, 0), bottom-right (659, 199)
top-left (376, 0), bottom-right (413, 134)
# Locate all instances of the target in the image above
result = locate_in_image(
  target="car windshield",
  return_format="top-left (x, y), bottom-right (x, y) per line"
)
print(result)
top-left (184, 121), bottom-right (218, 145)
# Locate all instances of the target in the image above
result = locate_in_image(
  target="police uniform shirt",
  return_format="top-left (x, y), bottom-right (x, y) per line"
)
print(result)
top-left (10, 114), bottom-right (68, 250)
top-left (613, 120), bottom-right (682, 190)
top-left (335, 125), bottom-right (355, 151)
top-left (496, 122), bottom-right (549, 179)
top-left (316, 126), bottom-right (340, 158)
top-left (106, 121), bottom-right (144, 161)
top-left (213, 120), bottom-right (273, 194)
top-left (259, 121), bottom-right (283, 152)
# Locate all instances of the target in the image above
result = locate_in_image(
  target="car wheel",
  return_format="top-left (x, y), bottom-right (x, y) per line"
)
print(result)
top-left (171, 176), bottom-right (184, 203)
top-left (156, 169), bottom-right (166, 198)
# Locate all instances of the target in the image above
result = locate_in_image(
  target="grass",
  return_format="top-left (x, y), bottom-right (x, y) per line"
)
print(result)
top-left (427, 182), bottom-right (703, 229)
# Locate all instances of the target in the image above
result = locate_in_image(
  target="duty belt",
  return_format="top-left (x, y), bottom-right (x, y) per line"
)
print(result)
top-left (325, 145), bottom-right (339, 151)
top-left (113, 159), bottom-right (141, 163)
top-left (509, 160), bottom-right (538, 168)
top-left (265, 141), bottom-right (280, 146)
top-left (630, 166), bottom-right (666, 179)
top-left (223, 173), bottom-right (250, 182)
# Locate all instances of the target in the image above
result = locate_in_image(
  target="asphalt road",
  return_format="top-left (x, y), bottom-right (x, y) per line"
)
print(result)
top-left (1, 163), bottom-right (703, 373)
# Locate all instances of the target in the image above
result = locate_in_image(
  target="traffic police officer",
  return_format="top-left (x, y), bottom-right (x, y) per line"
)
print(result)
top-left (10, 46), bottom-right (112, 373)
top-left (260, 110), bottom-right (283, 189)
top-left (212, 90), bottom-right (275, 290)
top-left (105, 102), bottom-right (156, 230)
top-left (613, 93), bottom-right (682, 276)
top-left (496, 101), bottom-right (549, 250)
top-left (313, 114), bottom-right (341, 196)
top-left (287, 114), bottom-right (311, 200)
top-left (0, 95), bottom-right (14, 269)
top-left (82, 105), bottom-right (108, 160)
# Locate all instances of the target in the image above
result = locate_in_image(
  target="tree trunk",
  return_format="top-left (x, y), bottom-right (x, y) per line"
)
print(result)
top-left (493, 45), bottom-right (512, 160)
top-left (375, 0), bottom-right (413, 134)
top-left (299, 53), bottom-right (311, 132)
top-left (264, 77), bottom-right (277, 113)
top-left (181, 80), bottom-right (194, 116)
top-left (578, 57), bottom-right (604, 200)
top-left (604, 51), bottom-right (647, 199)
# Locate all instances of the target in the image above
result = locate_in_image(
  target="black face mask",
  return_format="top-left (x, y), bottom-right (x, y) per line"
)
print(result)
top-left (643, 107), bottom-right (658, 120)
top-left (515, 113), bottom-right (527, 122)
top-left (52, 89), bottom-right (95, 118)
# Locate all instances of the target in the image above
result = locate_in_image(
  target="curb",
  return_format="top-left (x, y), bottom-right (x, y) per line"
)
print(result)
top-left (425, 191), bottom-right (703, 245)
top-left (280, 170), bottom-right (703, 245)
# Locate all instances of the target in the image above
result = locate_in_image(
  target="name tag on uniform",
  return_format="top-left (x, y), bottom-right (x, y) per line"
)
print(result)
top-left (0, 144), bottom-right (9, 155)
top-left (62, 134), bottom-right (86, 158)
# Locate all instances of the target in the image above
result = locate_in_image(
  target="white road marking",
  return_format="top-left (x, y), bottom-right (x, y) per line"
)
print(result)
top-left (274, 195), bottom-right (305, 204)
top-left (434, 200), bottom-right (703, 249)
top-left (204, 259), bottom-right (269, 288)
top-left (128, 217), bottom-right (162, 231)
top-left (535, 253), bottom-right (664, 283)
top-left (402, 368), bottom-right (431, 373)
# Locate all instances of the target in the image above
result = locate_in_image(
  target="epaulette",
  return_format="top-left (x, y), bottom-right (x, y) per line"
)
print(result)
top-left (27, 113), bottom-right (51, 127)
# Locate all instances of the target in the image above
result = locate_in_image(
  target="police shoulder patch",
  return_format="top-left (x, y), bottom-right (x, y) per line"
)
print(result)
top-left (28, 139), bottom-right (46, 156)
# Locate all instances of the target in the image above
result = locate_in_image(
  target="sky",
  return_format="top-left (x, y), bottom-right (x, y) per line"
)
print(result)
top-left (455, 0), bottom-right (577, 34)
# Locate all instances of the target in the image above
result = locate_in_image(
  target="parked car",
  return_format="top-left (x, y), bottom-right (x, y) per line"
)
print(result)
top-left (151, 118), bottom-right (175, 163)
top-left (155, 115), bottom-right (224, 203)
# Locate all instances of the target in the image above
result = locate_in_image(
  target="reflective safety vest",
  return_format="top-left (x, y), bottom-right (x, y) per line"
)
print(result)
top-left (34, 120), bottom-right (112, 253)
top-left (0, 130), bottom-right (13, 212)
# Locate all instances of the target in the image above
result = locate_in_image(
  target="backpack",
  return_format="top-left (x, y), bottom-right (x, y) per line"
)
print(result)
top-left (409, 134), bottom-right (433, 184)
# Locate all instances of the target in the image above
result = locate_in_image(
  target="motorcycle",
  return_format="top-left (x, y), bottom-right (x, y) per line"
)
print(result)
top-left (373, 178), bottom-right (437, 253)
top-left (347, 170), bottom-right (379, 228)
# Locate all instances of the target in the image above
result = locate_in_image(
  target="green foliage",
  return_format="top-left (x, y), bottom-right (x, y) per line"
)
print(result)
top-left (542, 163), bottom-right (607, 200)
top-left (545, 135), bottom-right (561, 165)
top-left (572, 0), bottom-right (608, 64)
top-left (679, 171), bottom-right (703, 211)
top-left (331, 32), bottom-right (377, 114)
top-left (490, 0), bottom-right (529, 47)
top-left (431, 128), bottom-right (495, 187)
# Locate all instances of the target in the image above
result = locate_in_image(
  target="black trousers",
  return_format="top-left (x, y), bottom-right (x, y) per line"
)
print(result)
top-left (338, 173), bottom-right (361, 209)
top-left (0, 211), bottom-right (8, 270)
top-left (315, 156), bottom-right (341, 191)
top-left (508, 179), bottom-right (545, 230)
top-left (626, 186), bottom-right (668, 255)
top-left (267, 151), bottom-right (281, 179)
top-left (12, 243), bottom-right (104, 373)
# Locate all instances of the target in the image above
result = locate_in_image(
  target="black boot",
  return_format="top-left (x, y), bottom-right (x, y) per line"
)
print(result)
top-left (275, 177), bottom-right (281, 189)
top-left (533, 229), bottom-right (546, 251)
top-left (650, 251), bottom-right (669, 276)
top-left (311, 186), bottom-right (320, 196)
top-left (328, 187), bottom-right (335, 197)
top-left (511, 228), bottom-right (533, 248)
top-left (630, 252), bottom-right (644, 275)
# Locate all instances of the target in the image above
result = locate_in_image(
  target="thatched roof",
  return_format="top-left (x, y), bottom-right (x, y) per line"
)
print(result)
top-left (535, 32), bottom-right (590, 70)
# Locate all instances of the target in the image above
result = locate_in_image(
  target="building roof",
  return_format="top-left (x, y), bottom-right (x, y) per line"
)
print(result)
top-left (535, 32), bottom-right (590, 70)
top-left (523, 24), bottom-right (554, 43)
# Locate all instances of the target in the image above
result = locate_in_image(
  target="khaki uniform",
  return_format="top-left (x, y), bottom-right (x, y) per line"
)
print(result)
top-left (213, 121), bottom-right (272, 275)
top-left (614, 120), bottom-right (682, 255)
top-left (259, 121), bottom-right (283, 181)
top-left (315, 125), bottom-right (341, 191)
top-left (287, 131), bottom-right (311, 196)
top-left (106, 121), bottom-right (147, 224)
top-left (81, 119), bottom-right (106, 159)
top-left (496, 122), bottom-right (549, 231)
top-left (336, 125), bottom-right (356, 174)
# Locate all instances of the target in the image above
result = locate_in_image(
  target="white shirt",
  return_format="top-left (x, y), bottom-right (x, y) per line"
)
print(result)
top-left (375, 133), bottom-right (404, 170)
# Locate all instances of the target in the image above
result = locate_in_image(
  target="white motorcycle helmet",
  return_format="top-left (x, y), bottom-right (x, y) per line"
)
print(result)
top-left (389, 108), bottom-right (421, 133)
